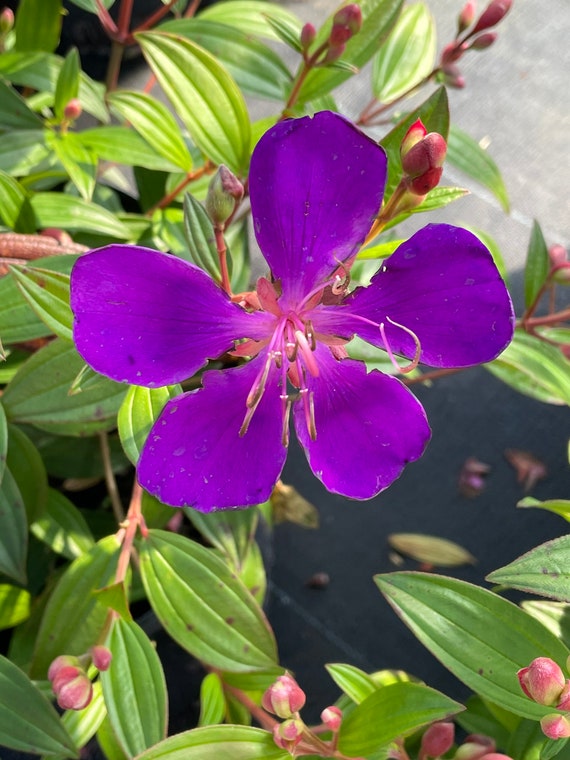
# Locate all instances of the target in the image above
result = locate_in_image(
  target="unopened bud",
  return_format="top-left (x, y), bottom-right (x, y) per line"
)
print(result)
top-left (272, 718), bottom-right (304, 750)
top-left (262, 674), bottom-right (306, 719)
top-left (518, 657), bottom-right (566, 706)
top-left (441, 63), bottom-right (466, 88)
top-left (300, 22), bottom-right (316, 51)
top-left (441, 41), bottom-right (467, 65)
top-left (55, 671), bottom-right (93, 711)
top-left (402, 132), bottom-right (447, 178)
top-left (205, 165), bottom-right (244, 226)
top-left (540, 713), bottom-right (570, 740)
top-left (421, 721), bottom-right (455, 757)
top-left (469, 32), bottom-right (497, 50)
top-left (400, 119), bottom-right (427, 159)
top-left (0, 7), bottom-right (14, 34)
top-left (322, 42), bottom-right (346, 64)
top-left (457, 1), bottom-right (477, 34)
top-left (480, 755), bottom-right (515, 760)
top-left (552, 264), bottom-right (570, 285)
top-left (471, 0), bottom-right (512, 34)
top-left (329, 24), bottom-right (353, 45)
top-left (321, 705), bottom-right (342, 731)
top-left (47, 654), bottom-right (81, 682)
top-left (91, 645), bottom-right (112, 671)
top-left (454, 735), bottom-right (495, 760)
top-left (331, 4), bottom-right (362, 35)
top-left (408, 167), bottom-right (443, 195)
top-left (63, 98), bottom-right (82, 122)
top-left (549, 244), bottom-right (568, 266)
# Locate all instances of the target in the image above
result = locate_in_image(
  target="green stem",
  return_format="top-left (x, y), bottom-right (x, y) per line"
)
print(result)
top-left (99, 431), bottom-right (125, 524)
top-left (357, 68), bottom-right (441, 126)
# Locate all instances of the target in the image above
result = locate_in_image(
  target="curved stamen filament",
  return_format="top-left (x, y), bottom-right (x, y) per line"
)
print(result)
top-left (295, 329), bottom-right (319, 377)
top-left (379, 316), bottom-right (422, 374)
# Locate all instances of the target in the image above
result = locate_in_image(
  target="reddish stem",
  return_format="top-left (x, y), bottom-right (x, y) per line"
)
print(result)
top-left (131, 0), bottom-right (180, 37)
top-left (215, 225), bottom-right (231, 294)
top-left (145, 162), bottom-right (214, 216)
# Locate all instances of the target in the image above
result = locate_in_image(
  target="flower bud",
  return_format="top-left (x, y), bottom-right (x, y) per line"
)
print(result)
top-left (400, 119), bottom-right (427, 159)
top-left (262, 674), bottom-right (306, 718)
top-left (321, 705), bottom-right (342, 732)
top-left (471, 0), bottom-right (512, 34)
top-left (454, 735), bottom-right (495, 760)
top-left (518, 657), bottom-right (566, 705)
top-left (91, 645), bottom-right (112, 671)
top-left (441, 63), bottom-right (466, 88)
top-left (0, 7), bottom-right (14, 34)
top-left (205, 165), bottom-right (244, 226)
top-left (549, 244), bottom-right (567, 266)
top-left (469, 32), bottom-right (497, 50)
top-left (55, 671), bottom-right (93, 711)
top-left (48, 654), bottom-right (81, 682)
top-left (329, 24), bottom-right (353, 46)
top-left (322, 42), bottom-right (346, 64)
top-left (480, 755), bottom-right (515, 760)
top-left (402, 132), bottom-right (447, 178)
top-left (441, 41), bottom-right (467, 65)
top-left (63, 98), bottom-right (83, 122)
top-left (332, 4), bottom-right (362, 35)
top-left (272, 718), bottom-right (304, 750)
top-left (300, 22), bottom-right (316, 51)
top-left (457, 1), bottom-right (477, 34)
top-left (421, 721), bottom-right (455, 757)
top-left (540, 713), bottom-right (570, 740)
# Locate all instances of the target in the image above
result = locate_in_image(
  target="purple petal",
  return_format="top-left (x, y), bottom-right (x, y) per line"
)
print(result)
top-left (249, 111), bottom-right (386, 304)
top-left (137, 356), bottom-right (287, 510)
top-left (71, 245), bottom-right (273, 386)
top-left (293, 346), bottom-right (430, 499)
top-left (343, 224), bottom-right (515, 367)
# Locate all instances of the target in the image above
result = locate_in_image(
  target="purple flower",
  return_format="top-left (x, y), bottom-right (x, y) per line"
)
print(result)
top-left (70, 111), bottom-right (514, 511)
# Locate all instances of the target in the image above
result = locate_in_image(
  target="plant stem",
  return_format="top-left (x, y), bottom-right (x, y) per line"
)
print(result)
top-left (521, 306), bottom-right (570, 328)
top-left (357, 69), bottom-right (441, 126)
top-left (281, 42), bottom-right (329, 117)
top-left (145, 162), bottom-right (214, 216)
top-left (131, 0), bottom-right (180, 36)
top-left (99, 431), bottom-right (125, 524)
top-left (215, 225), bottom-right (231, 294)
top-left (115, 481), bottom-right (145, 585)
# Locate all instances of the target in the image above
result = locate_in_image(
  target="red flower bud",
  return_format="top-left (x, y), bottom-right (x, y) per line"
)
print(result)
top-left (408, 167), bottom-right (443, 195)
top-left (63, 98), bottom-right (83, 122)
top-left (322, 42), bottom-right (346, 64)
top-left (91, 645), bottom-right (112, 671)
top-left (471, 0), bottom-right (512, 34)
top-left (48, 655), bottom-right (81, 682)
top-left (262, 674), bottom-right (306, 718)
top-left (300, 22), bottom-right (316, 51)
top-left (441, 63), bottom-right (466, 88)
top-left (400, 119), bottom-right (427, 159)
top-left (205, 165), bottom-right (244, 225)
top-left (469, 32), bottom-right (497, 50)
top-left (329, 24), bottom-right (353, 46)
top-left (540, 713), bottom-right (570, 740)
top-left (549, 244), bottom-right (567, 266)
top-left (55, 672), bottom-right (93, 711)
top-left (518, 657), bottom-right (566, 705)
top-left (441, 41), bottom-right (468, 65)
top-left (332, 4), bottom-right (362, 35)
top-left (457, 1), bottom-right (477, 34)
top-left (321, 705), bottom-right (342, 731)
top-left (421, 721), bottom-right (455, 757)
top-left (480, 755), bottom-right (515, 760)
top-left (402, 132), bottom-right (447, 177)
top-left (0, 6), bottom-right (14, 34)
top-left (272, 718), bottom-right (304, 750)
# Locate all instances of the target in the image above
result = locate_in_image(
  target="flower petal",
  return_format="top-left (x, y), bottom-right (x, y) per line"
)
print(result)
top-left (343, 224), bottom-right (515, 367)
top-left (249, 111), bottom-right (386, 304)
top-left (71, 245), bottom-right (272, 386)
top-left (293, 346), bottom-right (430, 499)
top-left (137, 356), bottom-right (287, 510)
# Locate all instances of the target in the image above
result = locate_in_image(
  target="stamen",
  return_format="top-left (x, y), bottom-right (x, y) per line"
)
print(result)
top-left (294, 329), bottom-right (319, 377)
top-left (241, 352), bottom-right (273, 436)
top-left (300, 388), bottom-right (317, 440)
top-left (379, 317), bottom-right (422, 374)
top-left (280, 395), bottom-right (292, 446)
top-left (305, 320), bottom-right (317, 351)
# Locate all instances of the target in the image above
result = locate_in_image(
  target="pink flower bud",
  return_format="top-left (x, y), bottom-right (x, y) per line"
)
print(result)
top-left (549, 244), bottom-right (568, 266)
top-left (408, 167), bottom-right (443, 195)
top-left (540, 713), bottom-right (570, 740)
top-left (322, 42), bottom-right (346, 64)
top-left (402, 132), bottom-right (447, 178)
top-left (205, 165), bottom-right (244, 226)
top-left (48, 655), bottom-right (81, 682)
top-left (332, 4), bottom-right (362, 35)
top-left (321, 705), bottom-right (342, 731)
top-left (442, 63), bottom-right (466, 88)
top-left (329, 24), bottom-right (353, 46)
top-left (272, 718), bottom-right (304, 750)
top-left (454, 735), bottom-right (496, 760)
top-left (469, 32), bottom-right (497, 50)
top-left (0, 6), bottom-right (14, 34)
top-left (457, 1), bottom-right (477, 34)
top-left (55, 672), bottom-right (93, 711)
top-left (421, 721), bottom-right (455, 757)
top-left (441, 41), bottom-right (467, 65)
top-left (400, 119), bottom-right (427, 159)
top-left (91, 645), bottom-right (112, 671)
top-left (300, 22), bottom-right (316, 51)
top-left (518, 657), bottom-right (566, 705)
top-left (480, 755), bottom-right (515, 760)
top-left (63, 98), bottom-right (82, 122)
top-left (262, 674), bottom-right (306, 718)
top-left (471, 0), bottom-right (512, 34)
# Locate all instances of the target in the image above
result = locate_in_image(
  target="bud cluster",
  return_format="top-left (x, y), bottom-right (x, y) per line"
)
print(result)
top-left (298, 4), bottom-right (362, 67)
top-left (400, 119), bottom-right (447, 196)
top-left (518, 657), bottom-right (570, 739)
top-left (419, 723), bottom-right (513, 760)
top-left (48, 646), bottom-right (112, 712)
top-left (439, 0), bottom-right (513, 88)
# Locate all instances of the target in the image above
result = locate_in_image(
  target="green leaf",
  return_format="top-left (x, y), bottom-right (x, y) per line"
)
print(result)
top-left (372, 2), bottom-right (436, 103)
top-left (14, 0), bottom-right (63, 53)
top-left (456, 695), bottom-right (513, 750)
top-left (296, 0), bottom-right (404, 103)
top-left (118, 384), bottom-right (181, 465)
top-left (0, 170), bottom-right (36, 233)
top-left (135, 725), bottom-right (289, 760)
top-left (159, 18), bottom-right (293, 101)
top-left (0, 584), bottom-right (31, 630)
top-left (184, 507), bottom-right (258, 569)
top-left (383, 186), bottom-right (469, 230)
top-left (9, 265), bottom-right (73, 341)
top-left (250, 13), bottom-right (301, 52)
top-left (375, 571), bottom-right (570, 720)
top-left (31, 487), bottom-right (95, 560)
top-left (66, 0), bottom-right (114, 11)
top-left (380, 86), bottom-right (449, 197)
top-left (226, 216), bottom-right (251, 293)
top-left (108, 90), bottom-right (193, 172)
top-left (0, 467), bottom-right (28, 584)
top-left (524, 220), bottom-right (550, 309)
top-left (0, 130), bottom-right (50, 175)
top-left (182, 193), bottom-right (221, 279)
top-left (6, 423), bottom-right (48, 524)
top-left (0, 80), bottom-right (44, 130)
top-left (54, 48), bottom-right (80, 120)
top-left (198, 0), bottom-right (301, 42)
top-left (518, 497), bottom-right (570, 521)
top-left (3, 338), bottom-right (127, 436)
top-left (521, 601), bottom-right (570, 647)
top-left (101, 618), bottom-right (168, 757)
top-left (325, 663), bottom-right (377, 704)
top-left (30, 193), bottom-right (131, 239)
top-left (78, 125), bottom-right (183, 172)
top-left (357, 238), bottom-right (405, 260)
top-left (0, 654), bottom-right (78, 757)
top-left (30, 535), bottom-right (120, 678)
top-left (447, 124), bottom-right (510, 212)
top-left (139, 529), bottom-right (278, 672)
top-left (199, 673), bottom-right (226, 727)
top-left (338, 681), bottom-right (463, 756)
top-left (487, 535), bottom-right (570, 602)
top-left (485, 329), bottom-right (570, 406)
top-left (0, 402), bottom-right (6, 484)
top-left (48, 132), bottom-right (97, 201)
top-left (137, 31), bottom-right (251, 175)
